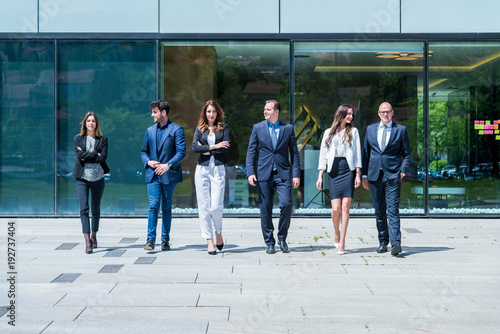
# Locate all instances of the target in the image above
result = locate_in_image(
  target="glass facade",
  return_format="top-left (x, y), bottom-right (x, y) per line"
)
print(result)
top-left (1, 41), bottom-right (55, 214)
top-left (1, 38), bottom-right (499, 216)
top-left (427, 42), bottom-right (500, 214)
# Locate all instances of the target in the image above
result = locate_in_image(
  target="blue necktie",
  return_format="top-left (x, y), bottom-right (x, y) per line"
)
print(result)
top-left (271, 124), bottom-right (278, 171)
top-left (270, 123), bottom-right (278, 150)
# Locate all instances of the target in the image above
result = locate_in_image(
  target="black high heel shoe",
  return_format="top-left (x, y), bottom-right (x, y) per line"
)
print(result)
top-left (208, 250), bottom-right (217, 255)
top-left (84, 234), bottom-right (93, 254)
top-left (216, 243), bottom-right (224, 251)
top-left (91, 232), bottom-right (97, 248)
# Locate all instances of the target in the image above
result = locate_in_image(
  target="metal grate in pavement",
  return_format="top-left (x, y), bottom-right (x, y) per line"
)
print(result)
top-left (55, 243), bottom-right (79, 250)
top-left (134, 257), bottom-right (156, 265)
top-left (98, 265), bottom-right (124, 273)
top-left (51, 273), bottom-right (81, 283)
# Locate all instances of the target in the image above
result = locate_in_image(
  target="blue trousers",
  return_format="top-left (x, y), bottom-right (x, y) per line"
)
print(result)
top-left (147, 178), bottom-right (177, 242)
top-left (369, 170), bottom-right (402, 246)
top-left (257, 172), bottom-right (293, 246)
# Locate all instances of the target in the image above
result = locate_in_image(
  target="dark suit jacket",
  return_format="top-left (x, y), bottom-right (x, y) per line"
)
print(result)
top-left (362, 121), bottom-right (411, 181)
top-left (246, 120), bottom-right (300, 181)
top-left (141, 120), bottom-right (186, 184)
top-left (191, 123), bottom-right (230, 166)
top-left (73, 135), bottom-right (110, 178)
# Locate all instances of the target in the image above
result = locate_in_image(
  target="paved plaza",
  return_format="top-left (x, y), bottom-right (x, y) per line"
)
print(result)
top-left (1, 216), bottom-right (499, 333)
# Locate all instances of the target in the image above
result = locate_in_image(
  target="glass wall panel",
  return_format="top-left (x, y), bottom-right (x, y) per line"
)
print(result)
top-left (57, 41), bottom-right (156, 215)
top-left (160, 41), bottom-right (290, 214)
top-left (428, 42), bottom-right (500, 214)
top-left (1, 41), bottom-right (55, 214)
top-left (293, 42), bottom-right (424, 215)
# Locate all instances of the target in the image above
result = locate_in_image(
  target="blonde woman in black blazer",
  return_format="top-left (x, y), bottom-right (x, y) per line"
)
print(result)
top-left (192, 100), bottom-right (230, 255)
top-left (73, 112), bottom-right (110, 254)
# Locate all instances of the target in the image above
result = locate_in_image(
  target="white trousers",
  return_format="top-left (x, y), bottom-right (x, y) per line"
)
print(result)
top-left (195, 164), bottom-right (225, 239)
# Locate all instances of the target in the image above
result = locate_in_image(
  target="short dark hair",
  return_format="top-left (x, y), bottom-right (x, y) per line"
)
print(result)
top-left (266, 100), bottom-right (280, 112)
top-left (149, 100), bottom-right (170, 115)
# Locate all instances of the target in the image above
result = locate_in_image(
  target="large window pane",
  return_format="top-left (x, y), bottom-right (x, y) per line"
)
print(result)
top-left (428, 42), bottom-right (500, 214)
top-left (57, 41), bottom-right (156, 215)
top-left (160, 41), bottom-right (290, 214)
top-left (293, 42), bottom-right (424, 215)
top-left (1, 41), bottom-right (55, 214)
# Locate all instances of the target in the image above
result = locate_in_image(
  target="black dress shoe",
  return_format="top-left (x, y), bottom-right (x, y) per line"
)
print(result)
top-left (144, 239), bottom-right (155, 250)
top-left (161, 240), bottom-right (170, 251)
top-left (216, 243), bottom-right (224, 251)
top-left (376, 245), bottom-right (388, 253)
top-left (391, 244), bottom-right (402, 256)
top-left (265, 244), bottom-right (276, 254)
top-left (278, 240), bottom-right (290, 253)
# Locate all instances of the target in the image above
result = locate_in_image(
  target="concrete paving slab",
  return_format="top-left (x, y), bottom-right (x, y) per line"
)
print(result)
top-left (0, 217), bottom-right (499, 333)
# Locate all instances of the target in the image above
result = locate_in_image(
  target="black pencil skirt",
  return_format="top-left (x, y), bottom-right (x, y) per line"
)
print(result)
top-left (327, 157), bottom-right (354, 199)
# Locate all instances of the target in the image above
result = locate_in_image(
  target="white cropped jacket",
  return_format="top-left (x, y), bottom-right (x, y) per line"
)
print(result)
top-left (317, 127), bottom-right (361, 173)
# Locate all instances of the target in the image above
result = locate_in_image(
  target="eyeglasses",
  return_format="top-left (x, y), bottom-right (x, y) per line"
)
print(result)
top-left (378, 110), bottom-right (393, 114)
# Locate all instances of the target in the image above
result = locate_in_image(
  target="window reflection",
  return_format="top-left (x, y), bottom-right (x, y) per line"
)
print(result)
top-left (428, 42), bottom-right (500, 213)
top-left (293, 42), bottom-right (424, 214)
top-left (161, 41), bottom-right (290, 214)
top-left (0, 41), bottom-right (55, 214)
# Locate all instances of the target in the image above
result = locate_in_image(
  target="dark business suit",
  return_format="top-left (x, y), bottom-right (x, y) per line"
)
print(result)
top-left (141, 120), bottom-right (186, 242)
top-left (362, 121), bottom-right (410, 247)
top-left (246, 120), bottom-right (300, 245)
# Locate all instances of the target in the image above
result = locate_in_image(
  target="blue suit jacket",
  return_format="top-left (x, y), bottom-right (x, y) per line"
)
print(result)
top-left (141, 120), bottom-right (186, 184)
top-left (362, 121), bottom-right (411, 181)
top-left (246, 120), bottom-right (300, 181)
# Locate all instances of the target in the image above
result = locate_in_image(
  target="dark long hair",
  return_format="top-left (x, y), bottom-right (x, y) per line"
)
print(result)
top-left (79, 112), bottom-right (103, 137)
top-left (325, 104), bottom-right (354, 148)
top-left (198, 100), bottom-right (225, 133)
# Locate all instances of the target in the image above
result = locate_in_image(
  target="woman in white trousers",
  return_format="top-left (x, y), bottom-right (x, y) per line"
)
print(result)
top-left (192, 100), bottom-right (230, 255)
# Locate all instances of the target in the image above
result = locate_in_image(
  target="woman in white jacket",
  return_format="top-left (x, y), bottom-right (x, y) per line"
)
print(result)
top-left (316, 104), bottom-right (361, 255)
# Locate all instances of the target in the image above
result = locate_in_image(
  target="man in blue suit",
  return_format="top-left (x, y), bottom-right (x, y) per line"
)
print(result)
top-left (141, 100), bottom-right (186, 251)
top-left (362, 102), bottom-right (410, 256)
top-left (246, 100), bottom-right (301, 254)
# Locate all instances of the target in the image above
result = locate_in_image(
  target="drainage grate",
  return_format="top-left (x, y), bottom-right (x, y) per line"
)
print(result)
top-left (51, 273), bottom-right (82, 283)
top-left (55, 243), bottom-right (79, 250)
top-left (120, 238), bottom-right (139, 243)
top-left (134, 257), bottom-right (156, 265)
top-left (104, 250), bottom-right (126, 257)
top-left (98, 265), bottom-right (124, 273)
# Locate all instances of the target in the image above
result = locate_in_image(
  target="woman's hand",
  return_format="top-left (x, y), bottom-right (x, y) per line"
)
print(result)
top-left (354, 174), bottom-right (361, 188)
top-left (212, 141), bottom-right (230, 150)
top-left (316, 177), bottom-right (323, 190)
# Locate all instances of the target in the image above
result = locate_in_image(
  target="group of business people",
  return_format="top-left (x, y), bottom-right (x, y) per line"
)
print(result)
top-left (73, 99), bottom-right (410, 258)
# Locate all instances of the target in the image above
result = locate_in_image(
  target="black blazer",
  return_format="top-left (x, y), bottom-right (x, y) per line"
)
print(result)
top-left (191, 123), bottom-right (230, 166)
top-left (73, 134), bottom-right (110, 178)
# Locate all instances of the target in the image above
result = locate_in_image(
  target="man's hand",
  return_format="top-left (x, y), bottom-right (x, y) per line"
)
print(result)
top-left (148, 160), bottom-right (161, 169)
top-left (154, 163), bottom-right (170, 176)
top-left (293, 177), bottom-right (300, 189)
top-left (362, 177), bottom-right (370, 190)
top-left (248, 175), bottom-right (257, 186)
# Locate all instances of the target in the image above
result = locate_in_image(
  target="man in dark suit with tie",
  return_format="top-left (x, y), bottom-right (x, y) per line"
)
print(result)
top-left (246, 100), bottom-right (301, 254)
top-left (141, 100), bottom-right (186, 251)
top-left (362, 102), bottom-right (410, 256)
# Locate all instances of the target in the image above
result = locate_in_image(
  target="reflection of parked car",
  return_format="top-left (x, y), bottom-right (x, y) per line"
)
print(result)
top-left (440, 165), bottom-right (457, 179)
